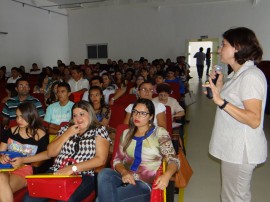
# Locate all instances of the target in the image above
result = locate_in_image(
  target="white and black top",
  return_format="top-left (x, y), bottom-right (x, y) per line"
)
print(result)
top-left (50, 125), bottom-right (111, 176)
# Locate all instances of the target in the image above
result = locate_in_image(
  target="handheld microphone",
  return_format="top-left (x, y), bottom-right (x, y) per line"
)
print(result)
top-left (206, 65), bottom-right (222, 99)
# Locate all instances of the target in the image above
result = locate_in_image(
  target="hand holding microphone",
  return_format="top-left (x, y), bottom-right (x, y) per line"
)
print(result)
top-left (206, 65), bottom-right (222, 99)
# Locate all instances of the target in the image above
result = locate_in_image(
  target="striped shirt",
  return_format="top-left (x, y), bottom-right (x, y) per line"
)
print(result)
top-left (2, 95), bottom-right (45, 120)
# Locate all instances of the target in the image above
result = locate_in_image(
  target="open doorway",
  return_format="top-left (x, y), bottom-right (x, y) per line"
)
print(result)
top-left (186, 38), bottom-right (219, 68)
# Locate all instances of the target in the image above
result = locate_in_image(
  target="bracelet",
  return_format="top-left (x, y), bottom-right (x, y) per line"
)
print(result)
top-left (219, 99), bottom-right (229, 110)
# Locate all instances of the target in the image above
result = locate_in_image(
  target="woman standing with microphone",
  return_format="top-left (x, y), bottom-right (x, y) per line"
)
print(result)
top-left (206, 27), bottom-right (267, 202)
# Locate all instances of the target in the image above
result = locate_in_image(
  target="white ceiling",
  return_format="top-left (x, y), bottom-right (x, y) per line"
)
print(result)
top-left (13, 0), bottom-right (252, 10)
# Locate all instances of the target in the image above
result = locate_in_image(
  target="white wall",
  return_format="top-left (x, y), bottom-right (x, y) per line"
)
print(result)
top-left (0, 0), bottom-right (69, 72)
top-left (68, 0), bottom-right (270, 64)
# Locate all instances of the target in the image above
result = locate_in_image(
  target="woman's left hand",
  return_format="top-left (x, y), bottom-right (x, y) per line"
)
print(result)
top-left (10, 157), bottom-right (24, 169)
top-left (153, 174), bottom-right (170, 190)
top-left (54, 165), bottom-right (73, 175)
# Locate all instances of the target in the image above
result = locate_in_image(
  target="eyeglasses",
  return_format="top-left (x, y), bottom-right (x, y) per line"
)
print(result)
top-left (18, 84), bottom-right (30, 88)
top-left (139, 88), bottom-right (154, 93)
top-left (131, 109), bottom-right (150, 118)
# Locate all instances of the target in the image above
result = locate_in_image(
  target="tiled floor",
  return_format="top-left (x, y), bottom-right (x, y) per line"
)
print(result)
top-left (174, 67), bottom-right (270, 202)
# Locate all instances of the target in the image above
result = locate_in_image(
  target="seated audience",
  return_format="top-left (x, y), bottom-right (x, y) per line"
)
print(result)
top-left (29, 63), bottom-right (42, 74)
top-left (89, 86), bottom-right (111, 127)
top-left (0, 68), bottom-right (7, 82)
top-left (2, 78), bottom-right (45, 129)
top-left (114, 70), bottom-right (127, 89)
top-left (7, 67), bottom-right (21, 84)
top-left (124, 81), bottom-right (166, 129)
top-left (23, 101), bottom-right (111, 202)
top-left (45, 81), bottom-right (59, 106)
top-left (96, 99), bottom-right (179, 202)
top-left (62, 66), bottom-right (71, 83)
top-left (154, 71), bottom-right (165, 93)
top-left (0, 102), bottom-right (50, 202)
top-left (1, 83), bottom-right (17, 104)
top-left (68, 66), bottom-right (90, 93)
top-left (83, 76), bottom-right (111, 105)
top-left (152, 84), bottom-right (185, 128)
top-left (165, 67), bottom-right (185, 95)
top-left (33, 74), bottom-right (50, 94)
top-left (129, 75), bottom-right (145, 97)
top-left (44, 82), bottom-right (74, 134)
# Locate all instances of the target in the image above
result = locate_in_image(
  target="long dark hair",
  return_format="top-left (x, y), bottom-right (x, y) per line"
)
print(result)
top-left (223, 27), bottom-right (263, 65)
top-left (88, 86), bottom-right (106, 108)
top-left (122, 99), bottom-right (155, 152)
top-left (46, 81), bottom-right (60, 105)
top-left (17, 102), bottom-right (46, 140)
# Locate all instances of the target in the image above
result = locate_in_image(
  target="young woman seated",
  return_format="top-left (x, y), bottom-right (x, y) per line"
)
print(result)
top-left (23, 101), bottom-right (111, 202)
top-left (0, 102), bottom-right (50, 202)
top-left (129, 75), bottom-right (145, 97)
top-left (89, 86), bottom-right (111, 127)
top-left (96, 99), bottom-right (179, 202)
top-left (124, 81), bottom-right (167, 129)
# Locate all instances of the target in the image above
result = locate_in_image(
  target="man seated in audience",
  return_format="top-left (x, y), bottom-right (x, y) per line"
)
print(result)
top-left (44, 82), bottom-right (74, 134)
top-left (154, 71), bottom-right (165, 93)
top-left (83, 76), bottom-right (124, 105)
top-left (7, 67), bottom-right (21, 84)
top-left (29, 63), bottom-right (42, 74)
top-left (68, 66), bottom-right (90, 93)
top-left (123, 81), bottom-right (167, 129)
top-left (1, 78), bottom-right (45, 129)
top-left (165, 66), bottom-right (185, 95)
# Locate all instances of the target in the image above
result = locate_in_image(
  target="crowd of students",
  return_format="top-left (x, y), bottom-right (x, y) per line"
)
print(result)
top-left (0, 56), bottom-right (189, 201)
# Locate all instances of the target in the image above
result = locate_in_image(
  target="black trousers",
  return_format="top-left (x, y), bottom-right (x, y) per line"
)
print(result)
top-left (196, 65), bottom-right (204, 79)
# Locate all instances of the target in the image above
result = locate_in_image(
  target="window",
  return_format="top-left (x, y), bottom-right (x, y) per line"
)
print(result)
top-left (87, 44), bottom-right (108, 59)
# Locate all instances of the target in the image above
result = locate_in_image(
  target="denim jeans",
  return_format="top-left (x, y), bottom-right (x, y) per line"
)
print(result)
top-left (23, 175), bottom-right (95, 202)
top-left (96, 168), bottom-right (151, 202)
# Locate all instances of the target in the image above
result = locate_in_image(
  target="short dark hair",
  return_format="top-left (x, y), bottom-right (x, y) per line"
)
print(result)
top-left (71, 66), bottom-right (82, 73)
top-left (156, 83), bottom-right (171, 94)
top-left (90, 76), bottom-right (103, 84)
top-left (58, 82), bottom-right (71, 92)
top-left (138, 81), bottom-right (153, 90)
top-left (11, 67), bottom-right (19, 72)
top-left (223, 27), bottom-right (263, 64)
top-left (16, 77), bottom-right (29, 87)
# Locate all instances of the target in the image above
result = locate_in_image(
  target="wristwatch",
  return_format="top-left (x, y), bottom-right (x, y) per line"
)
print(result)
top-left (72, 165), bottom-right (78, 173)
top-left (219, 99), bottom-right (229, 110)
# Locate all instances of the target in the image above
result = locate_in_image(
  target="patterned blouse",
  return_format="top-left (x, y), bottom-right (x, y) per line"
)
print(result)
top-left (50, 125), bottom-right (111, 176)
top-left (113, 127), bottom-right (179, 184)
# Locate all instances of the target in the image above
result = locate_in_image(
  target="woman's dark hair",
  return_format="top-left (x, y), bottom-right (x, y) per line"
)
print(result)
top-left (46, 81), bottom-right (60, 105)
top-left (71, 100), bottom-right (101, 130)
top-left (17, 102), bottom-right (46, 140)
top-left (223, 27), bottom-right (263, 64)
top-left (36, 74), bottom-right (47, 88)
top-left (114, 70), bottom-right (126, 87)
top-left (89, 86), bottom-right (106, 108)
top-left (122, 99), bottom-right (155, 152)
top-left (156, 83), bottom-right (171, 94)
top-left (135, 75), bottom-right (145, 88)
top-left (5, 83), bottom-right (17, 97)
